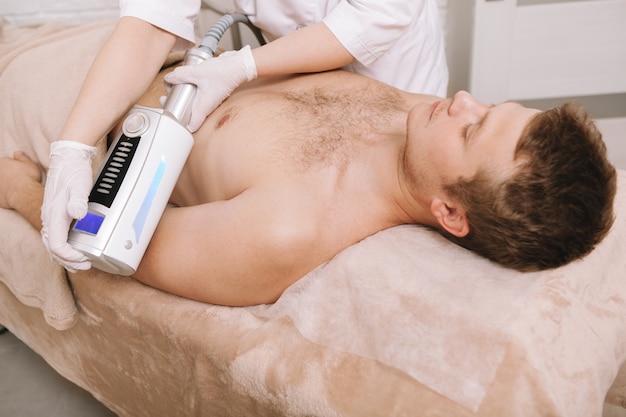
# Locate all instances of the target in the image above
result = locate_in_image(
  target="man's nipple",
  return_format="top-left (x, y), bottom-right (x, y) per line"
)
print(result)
top-left (216, 113), bottom-right (231, 129)
top-left (214, 107), bottom-right (238, 129)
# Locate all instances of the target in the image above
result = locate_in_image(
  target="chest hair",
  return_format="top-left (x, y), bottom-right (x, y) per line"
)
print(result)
top-left (276, 84), bottom-right (406, 170)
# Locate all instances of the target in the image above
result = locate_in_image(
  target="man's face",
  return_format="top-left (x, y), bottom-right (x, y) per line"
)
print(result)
top-left (405, 91), bottom-right (541, 192)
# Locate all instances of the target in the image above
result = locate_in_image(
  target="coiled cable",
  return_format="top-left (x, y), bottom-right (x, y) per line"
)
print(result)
top-left (199, 13), bottom-right (266, 55)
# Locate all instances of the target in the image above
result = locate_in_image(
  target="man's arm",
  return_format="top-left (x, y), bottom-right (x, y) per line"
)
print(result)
top-left (0, 152), bottom-right (44, 230)
top-left (135, 186), bottom-right (321, 306)
top-left (0, 154), bottom-right (317, 306)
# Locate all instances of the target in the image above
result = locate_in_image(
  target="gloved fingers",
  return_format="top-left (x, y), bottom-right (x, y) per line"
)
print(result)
top-left (187, 93), bottom-right (219, 132)
top-left (50, 250), bottom-right (91, 273)
top-left (41, 198), bottom-right (90, 270)
top-left (66, 195), bottom-right (89, 219)
top-left (42, 140), bottom-right (96, 269)
top-left (187, 111), bottom-right (204, 133)
top-left (43, 169), bottom-right (91, 220)
top-left (41, 203), bottom-right (75, 250)
top-left (66, 182), bottom-right (92, 219)
top-left (164, 47), bottom-right (258, 131)
top-left (41, 227), bottom-right (91, 272)
top-left (57, 244), bottom-right (88, 263)
top-left (186, 87), bottom-right (239, 132)
top-left (161, 81), bottom-right (172, 101)
top-left (217, 49), bottom-right (239, 59)
top-left (163, 65), bottom-right (199, 86)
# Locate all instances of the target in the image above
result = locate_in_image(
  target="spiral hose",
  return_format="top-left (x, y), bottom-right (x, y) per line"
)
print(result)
top-left (199, 13), bottom-right (266, 56)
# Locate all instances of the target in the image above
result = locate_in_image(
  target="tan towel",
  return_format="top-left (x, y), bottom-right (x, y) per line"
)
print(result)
top-left (250, 225), bottom-right (531, 410)
top-left (0, 19), bottom-right (116, 329)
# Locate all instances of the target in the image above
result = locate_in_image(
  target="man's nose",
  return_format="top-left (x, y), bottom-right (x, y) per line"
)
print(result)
top-left (449, 91), bottom-right (486, 117)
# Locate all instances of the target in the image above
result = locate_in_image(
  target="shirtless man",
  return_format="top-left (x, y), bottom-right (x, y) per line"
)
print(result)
top-left (0, 69), bottom-right (616, 306)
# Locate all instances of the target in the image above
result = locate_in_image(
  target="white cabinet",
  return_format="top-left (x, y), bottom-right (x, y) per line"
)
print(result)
top-left (469, 0), bottom-right (626, 103)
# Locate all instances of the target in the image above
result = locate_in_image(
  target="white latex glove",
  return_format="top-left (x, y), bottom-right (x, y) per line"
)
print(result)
top-left (41, 140), bottom-right (97, 272)
top-left (164, 45), bottom-right (257, 132)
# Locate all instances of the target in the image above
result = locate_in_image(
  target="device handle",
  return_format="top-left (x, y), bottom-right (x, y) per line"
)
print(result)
top-left (163, 48), bottom-right (213, 127)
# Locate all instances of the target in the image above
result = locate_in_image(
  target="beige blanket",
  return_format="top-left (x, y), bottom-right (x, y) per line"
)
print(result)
top-left (2, 19), bottom-right (626, 415)
top-left (0, 19), bottom-right (116, 329)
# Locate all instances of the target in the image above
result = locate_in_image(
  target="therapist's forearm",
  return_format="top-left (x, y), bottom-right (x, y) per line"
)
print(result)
top-left (252, 22), bottom-right (354, 78)
top-left (59, 17), bottom-right (177, 146)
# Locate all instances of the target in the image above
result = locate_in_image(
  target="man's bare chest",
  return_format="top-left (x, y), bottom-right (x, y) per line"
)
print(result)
top-left (187, 80), bottom-right (407, 202)
top-left (211, 85), bottom-right (404, 163)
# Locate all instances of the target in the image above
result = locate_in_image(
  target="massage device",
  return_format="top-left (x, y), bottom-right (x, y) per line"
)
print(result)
top-left (68, 14), bottom-right (265, 275)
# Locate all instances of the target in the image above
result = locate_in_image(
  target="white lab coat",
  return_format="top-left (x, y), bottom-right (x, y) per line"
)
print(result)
top-left (118, 0), bottom-right (200, 49)
top-left (234, 0), bottom-right (448, 95)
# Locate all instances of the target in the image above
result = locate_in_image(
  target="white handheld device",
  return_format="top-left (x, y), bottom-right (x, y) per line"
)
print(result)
top-left (67, 48), bottom-right (211, 275)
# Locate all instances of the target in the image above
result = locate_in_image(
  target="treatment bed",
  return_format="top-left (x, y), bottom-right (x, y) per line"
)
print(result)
top-left (2, 19), bottom-right (626, 417)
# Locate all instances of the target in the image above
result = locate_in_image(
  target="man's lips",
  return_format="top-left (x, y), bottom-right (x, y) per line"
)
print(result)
top-left (429, 100), bottom-right (441, 120)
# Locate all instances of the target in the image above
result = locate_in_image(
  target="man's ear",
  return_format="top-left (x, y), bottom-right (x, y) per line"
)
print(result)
top-left (430, 198), bottom-right (470, 237)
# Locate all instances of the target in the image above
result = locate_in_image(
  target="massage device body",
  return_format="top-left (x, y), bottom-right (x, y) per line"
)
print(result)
top-left (67, 13), bottom-right (264, 275)
top-left (67, 48), bottom-right (211, 275)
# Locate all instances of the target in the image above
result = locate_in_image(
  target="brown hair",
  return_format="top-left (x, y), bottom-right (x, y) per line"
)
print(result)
top-left (441, 102), bottom-right (617, 271)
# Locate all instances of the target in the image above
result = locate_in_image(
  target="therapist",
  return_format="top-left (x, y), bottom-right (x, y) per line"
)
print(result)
top-left (41, 0), bottom-right (448, 271)
top-left (166, 0), bottom-right (449, 131)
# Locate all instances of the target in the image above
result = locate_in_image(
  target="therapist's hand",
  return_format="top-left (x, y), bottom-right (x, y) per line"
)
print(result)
top-left (41, 140), bottom-right (97, 272)
top-left (164, 45), bottom-right (257, 132)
